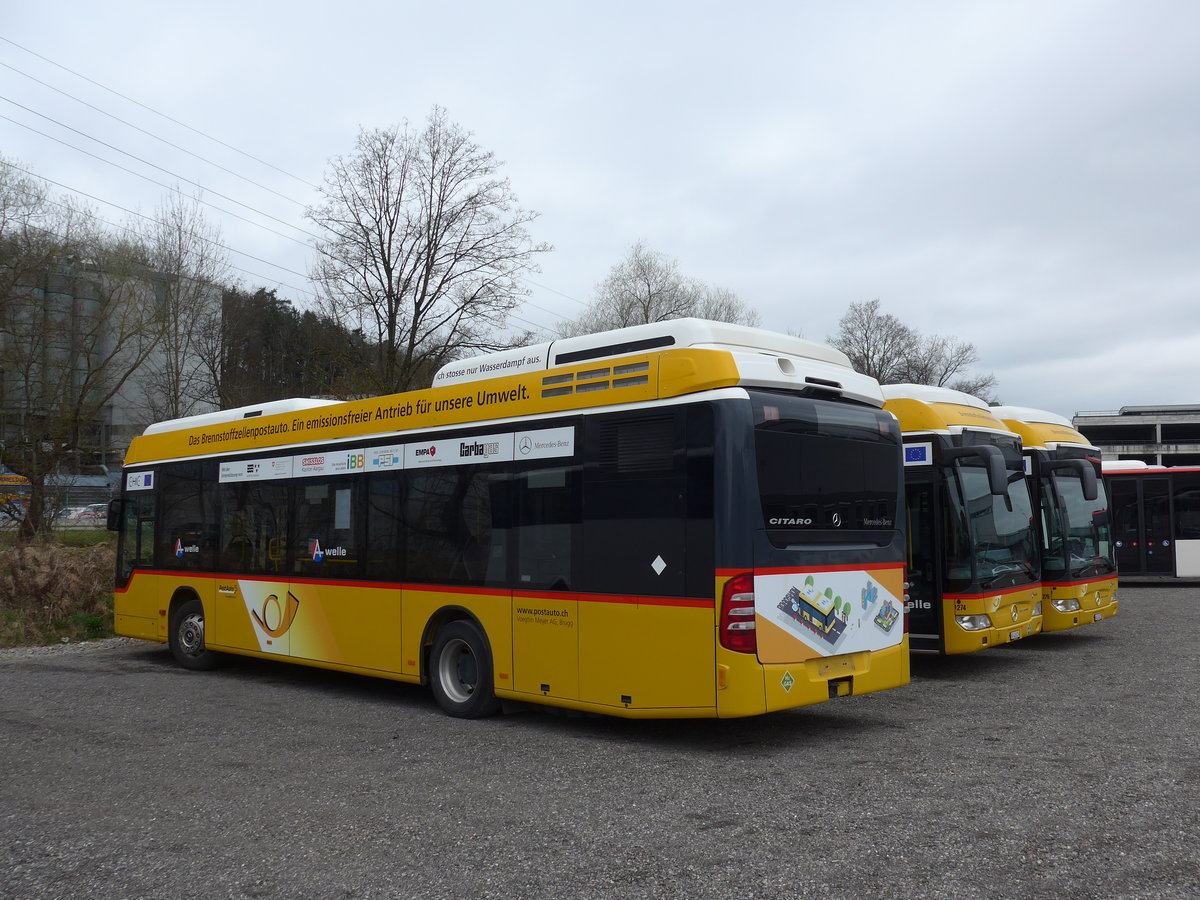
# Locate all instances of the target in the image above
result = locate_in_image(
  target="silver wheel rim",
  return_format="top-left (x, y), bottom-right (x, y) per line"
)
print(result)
top-left (178, 612), bottom-right (205, 657)
top-left (437, 637), bottom-right (478, 705)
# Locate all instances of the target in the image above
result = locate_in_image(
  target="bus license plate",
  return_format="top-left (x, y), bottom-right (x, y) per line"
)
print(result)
top-left (1009, 630), bottom-right (1021, 642)
top-left (817, 657), bottom-right (856, 677)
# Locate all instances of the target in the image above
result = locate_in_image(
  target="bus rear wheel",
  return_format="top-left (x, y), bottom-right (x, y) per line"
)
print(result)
top-left (430, 620), bottom-right (500, 718)
top-left (169, 597), bottom-right (220, 671)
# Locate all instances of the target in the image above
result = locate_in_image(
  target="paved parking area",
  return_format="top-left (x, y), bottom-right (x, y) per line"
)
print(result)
top-left (1, 585), bottom-right (1196, 899)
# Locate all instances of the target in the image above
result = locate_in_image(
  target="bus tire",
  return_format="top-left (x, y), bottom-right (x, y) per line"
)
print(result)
top-left (169, 597), bottom-right (220, 671)
top-left (429, 620), bottom-right (501, 718)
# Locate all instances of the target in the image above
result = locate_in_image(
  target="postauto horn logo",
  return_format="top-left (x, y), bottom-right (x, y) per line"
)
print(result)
top-left (251, 592), bottom-right (301, 639)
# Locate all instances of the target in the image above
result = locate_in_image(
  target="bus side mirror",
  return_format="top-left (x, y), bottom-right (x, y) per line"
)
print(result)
top-left (943, 445), bottom-right (1008, 496)
top-left (1051, 459), bottom-right (1099, 502)
top-left (106, 498), bottom-right (124, 532)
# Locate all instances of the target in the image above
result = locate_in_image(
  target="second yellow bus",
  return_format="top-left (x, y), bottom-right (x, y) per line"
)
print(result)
top-left (883, 385), bottom-right (1042, 654)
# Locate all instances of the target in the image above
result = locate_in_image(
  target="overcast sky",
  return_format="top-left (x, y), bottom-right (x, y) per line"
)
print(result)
top-left (3, 1), bottom-right (1198, 419)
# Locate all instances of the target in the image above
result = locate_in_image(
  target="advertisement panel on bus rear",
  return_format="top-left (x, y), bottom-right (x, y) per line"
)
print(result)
top-left (754, 566), bottom-right (905, 662)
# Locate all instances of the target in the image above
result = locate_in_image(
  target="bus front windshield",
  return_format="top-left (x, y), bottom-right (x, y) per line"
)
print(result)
top-left (1047, 472), bottom-right (1116, 577)
top-left (944, 462), bottom-right (1038, 591)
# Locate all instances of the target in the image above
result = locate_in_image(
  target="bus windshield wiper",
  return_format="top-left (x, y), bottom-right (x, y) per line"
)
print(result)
top-left (979, 562), bottom-right (1029, 588)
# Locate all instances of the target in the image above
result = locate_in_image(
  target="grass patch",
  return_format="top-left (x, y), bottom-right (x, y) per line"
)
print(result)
top-left (0, 524), bottom-right (113, 549)
top-left (0, 536), bottom-right (116, 648)
top-left (54, 527), bottom-right (115, 548)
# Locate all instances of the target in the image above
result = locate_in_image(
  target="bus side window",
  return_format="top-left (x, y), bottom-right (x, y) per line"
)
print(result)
top-left (220, 482), bottom-right (289, 574)
top-left (512, 465), bottom-right (580, 591)
top-left (582, 410), bottom-right (687, 596)
top-left (364, 473), bottom-right (404, 580)
top-left (405, 466), bottom-right (508, 587)
top-left (157, 461), bottom-right (216, 570)
top-left (292, 477), bottom-right (360, 577)
top-left (1172, 474), bottom-right (1200, 539)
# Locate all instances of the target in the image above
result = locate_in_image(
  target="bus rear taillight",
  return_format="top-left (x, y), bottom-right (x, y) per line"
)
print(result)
top-left (719, 573), bottom-right (757, 653)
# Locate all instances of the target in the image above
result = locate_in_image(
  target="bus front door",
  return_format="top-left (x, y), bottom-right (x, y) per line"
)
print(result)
top-left (905, 482), bottom-right (941, 652)
top-left (1111, 477), bottom-right (1173, 576)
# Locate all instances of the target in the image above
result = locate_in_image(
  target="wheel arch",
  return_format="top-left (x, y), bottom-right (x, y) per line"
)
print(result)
top-left (168, 585), bottom-right (203, 624)
top-left (419, 604), bottom-right (488, 687)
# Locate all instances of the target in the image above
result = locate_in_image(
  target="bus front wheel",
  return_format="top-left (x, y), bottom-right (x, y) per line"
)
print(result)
top-left (169, 597), bottom-right (220, 671)
top-left (430, 620), bottom-right (500, 718)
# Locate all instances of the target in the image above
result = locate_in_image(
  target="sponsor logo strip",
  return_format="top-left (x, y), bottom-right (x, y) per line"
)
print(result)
top-left (216, 427), bottom-right (576, 482)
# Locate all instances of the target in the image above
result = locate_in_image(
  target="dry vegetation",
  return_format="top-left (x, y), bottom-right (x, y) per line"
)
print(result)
top-left (0, 534), bottom-right (115, 647)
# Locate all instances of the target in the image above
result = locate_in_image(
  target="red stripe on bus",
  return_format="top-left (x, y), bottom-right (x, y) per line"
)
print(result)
top-left (944, 588), bottom-right (1041, 601)
top-left (506, 591), bottom-right (713, 609)
top-left (718, 562), bottom-right (906, 577)
top-left (1040, 576), bottom-right (1117, 589)
top-left (118, 570), bottom-right (714, 608)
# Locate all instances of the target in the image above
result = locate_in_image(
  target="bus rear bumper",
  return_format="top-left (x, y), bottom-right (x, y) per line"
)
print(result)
top-left (716, 638), bottom-right (910, 717)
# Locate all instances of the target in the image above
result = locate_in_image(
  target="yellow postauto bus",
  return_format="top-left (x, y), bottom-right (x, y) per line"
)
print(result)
top-left (882, 385), bottom-right (1042, 654)
top-left (1, 468), bottom-right (31, 519)
top-left (110, 319), bottom-right (910, 719)
top-left (991, 406), bottom-right (1118, 630)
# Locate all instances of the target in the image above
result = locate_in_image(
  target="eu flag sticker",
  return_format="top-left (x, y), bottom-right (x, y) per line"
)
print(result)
top-left (904, 443), bottom-right (933, 466)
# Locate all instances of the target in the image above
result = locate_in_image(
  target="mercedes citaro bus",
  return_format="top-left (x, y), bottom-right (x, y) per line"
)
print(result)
top-left (882, 385), bottom-right (1042, 654)
top-left (109, 319), bottom-right (911, 718)
top-left (991, 406), bottom-right (1117, 629)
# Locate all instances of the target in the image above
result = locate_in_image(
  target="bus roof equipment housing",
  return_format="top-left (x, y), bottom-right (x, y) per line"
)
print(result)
top-left (435, 318), bottom-right (885, 408)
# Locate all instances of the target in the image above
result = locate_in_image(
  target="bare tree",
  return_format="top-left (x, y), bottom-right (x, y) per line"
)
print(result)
top-left (829, 299), bottom-right (998, 400)
top-left (306, 107), bottom-right (549, 395)
top-left (0, 159), bottom-right (162, 539)
top-left (899, 332), bottom-right (998, 399)
top-left (559, 241), bottom-right (759, 336)
top-left (129, 189), bottom-right (229, 421)
top-left (828, 299), bottom-right (916, 384)
top-left (946, 369), bottom-right (999, 401)
top-left (694, 284), bottom-right (761, 327)
top-left (573, 241), bottom-right (694, 332)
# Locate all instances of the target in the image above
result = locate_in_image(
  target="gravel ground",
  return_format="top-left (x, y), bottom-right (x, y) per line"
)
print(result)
top-left (1, 585), bottom-right (1197, 900)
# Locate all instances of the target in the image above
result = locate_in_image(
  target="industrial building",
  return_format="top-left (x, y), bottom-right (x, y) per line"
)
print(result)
top-left (1072, 405), bottom-right (1200, 466)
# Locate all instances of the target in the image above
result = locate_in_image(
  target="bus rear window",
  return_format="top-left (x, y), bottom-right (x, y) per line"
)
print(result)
top-left (751, 393), bottom-right (901, 535)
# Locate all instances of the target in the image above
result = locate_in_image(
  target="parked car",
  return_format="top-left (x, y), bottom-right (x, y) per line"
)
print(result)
top-left (77, 503), bottom-right (108, 525)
